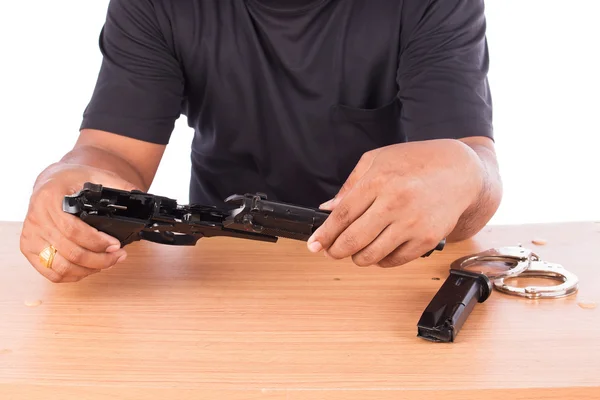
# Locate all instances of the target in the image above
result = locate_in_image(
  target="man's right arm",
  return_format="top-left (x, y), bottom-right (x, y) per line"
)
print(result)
top-left (38, 0), bottom-right (185, 191)
top-left (21, 0), bottom-right (185, 283)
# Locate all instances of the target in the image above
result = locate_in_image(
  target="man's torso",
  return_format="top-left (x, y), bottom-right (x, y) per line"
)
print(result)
top-left (82, 0), bottom-right (492, 208)
top-left (161, 0), bottom-right (413, 207)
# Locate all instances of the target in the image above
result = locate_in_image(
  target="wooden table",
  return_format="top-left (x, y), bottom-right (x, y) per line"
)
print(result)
top-left (0, 221), bottom-right (599, 399)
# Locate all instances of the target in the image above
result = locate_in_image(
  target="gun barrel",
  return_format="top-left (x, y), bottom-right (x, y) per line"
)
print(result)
top-left (223, 193), bottom-right (445, 257)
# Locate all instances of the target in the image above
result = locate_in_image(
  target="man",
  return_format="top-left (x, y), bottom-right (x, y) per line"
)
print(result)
top-left (20, 0), bottom-right (502, 283)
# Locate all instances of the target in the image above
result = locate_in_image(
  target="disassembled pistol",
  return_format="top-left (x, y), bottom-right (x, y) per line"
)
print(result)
top-left (62, 182), bottom-right (446, 257)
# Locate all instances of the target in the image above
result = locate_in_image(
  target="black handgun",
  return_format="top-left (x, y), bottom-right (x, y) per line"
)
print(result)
top-left (62, 182), bottom-right (445, 257)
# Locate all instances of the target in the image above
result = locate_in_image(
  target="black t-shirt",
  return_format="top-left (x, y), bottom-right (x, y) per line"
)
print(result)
top-left (81, 0), bottom-right (493, 208)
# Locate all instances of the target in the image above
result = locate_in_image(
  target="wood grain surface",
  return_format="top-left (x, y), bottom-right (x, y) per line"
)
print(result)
top-left (0, 220), bottom-right (599, 399)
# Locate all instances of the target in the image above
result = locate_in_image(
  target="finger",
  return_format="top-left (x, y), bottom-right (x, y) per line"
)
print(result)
top-left (34, 186), bottom-right (123, 253)
top-left (45, 250), bottom-right (104, 278)
top-left (23, 249), bottom-right (97, 284)
top-left (59, 171), bottom-right (140, 250)
top-left (22, 246), bottom-right (64, 283)
top-left (308, 177), bottom-right (377, 253)
top-left (376, 239), bottom-right (429, 268)
top-left (324, 198), bottom-right (394, 260)
top-left (320, 150), bottom-right (379, 210)
top-left (350, 223), bottom-right (411, 267)
top-left (47, 207), bottom-right (123, 254)
top-left (45, 225), bottom-right (127, 270)
top-left (25, 230), bottom-right (125, 276)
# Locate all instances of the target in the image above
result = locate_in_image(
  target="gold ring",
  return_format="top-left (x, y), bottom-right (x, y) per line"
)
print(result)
top-left (39, 245), bottom-right (57, 269)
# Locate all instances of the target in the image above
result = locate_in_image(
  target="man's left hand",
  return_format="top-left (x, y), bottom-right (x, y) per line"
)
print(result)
top-left (307, 139), bottom-right (487, 268)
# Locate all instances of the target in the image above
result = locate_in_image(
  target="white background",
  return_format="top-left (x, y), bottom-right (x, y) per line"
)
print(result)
top-left (0, 0), bottom-right (598, 225)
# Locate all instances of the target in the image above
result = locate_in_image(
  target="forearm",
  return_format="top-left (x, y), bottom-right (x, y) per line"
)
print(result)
top-left (66, 145), bottom-right (148, 189)
top-left (447, 141), bottom-right (503, 242)
top-left (36, 145), bottom-right (148, 191)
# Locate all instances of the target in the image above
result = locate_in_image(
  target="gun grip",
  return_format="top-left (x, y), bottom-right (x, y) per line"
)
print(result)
top-left (79, 212), bottom-right (145, 247)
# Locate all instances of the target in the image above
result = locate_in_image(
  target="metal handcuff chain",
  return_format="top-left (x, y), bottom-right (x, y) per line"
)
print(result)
top-left (451, 246), bottom-right (579, 299)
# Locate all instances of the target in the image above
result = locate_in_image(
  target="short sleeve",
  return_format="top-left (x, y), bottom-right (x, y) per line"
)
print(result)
top-left (397, 0), bottom-right (493, 142)
top-left (80, 0), bottom-right (184, 145)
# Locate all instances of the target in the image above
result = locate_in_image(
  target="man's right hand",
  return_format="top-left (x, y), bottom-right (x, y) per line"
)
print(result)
top-left (19, 163), bottom-right (140, 283)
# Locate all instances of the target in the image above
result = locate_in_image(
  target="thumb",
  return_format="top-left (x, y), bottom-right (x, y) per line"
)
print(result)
top-left (319, 150), bottom-right (378, 210)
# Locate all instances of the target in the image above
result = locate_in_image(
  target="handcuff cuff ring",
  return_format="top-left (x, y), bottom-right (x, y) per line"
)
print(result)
top-left (493, 260), bottom-right (579, 299)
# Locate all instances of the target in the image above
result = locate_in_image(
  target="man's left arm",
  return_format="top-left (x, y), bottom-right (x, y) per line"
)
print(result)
top-left (451, 136), bottom-right (503, 242)
top-left (306, 0), bottom-right (502, 267)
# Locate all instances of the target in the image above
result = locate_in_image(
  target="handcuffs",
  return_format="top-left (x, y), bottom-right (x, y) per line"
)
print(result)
top-left (417, 245), bottom-right (579, 343)
top-left (451, 246), bottom-right (579, 299)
